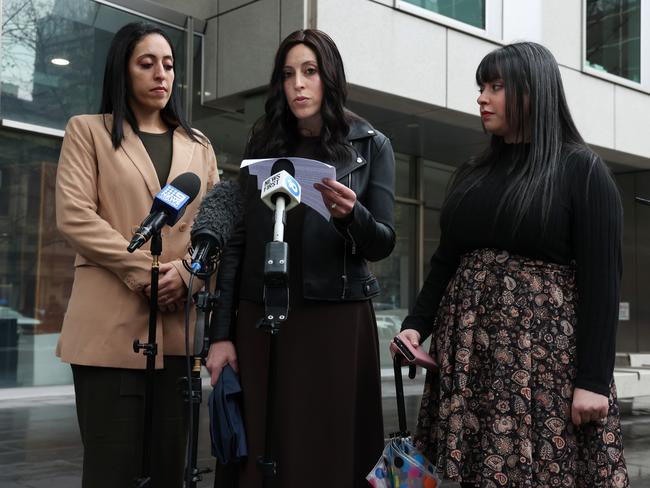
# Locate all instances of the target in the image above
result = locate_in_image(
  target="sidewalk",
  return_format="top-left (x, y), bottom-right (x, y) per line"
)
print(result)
top-left (1, 389), bottom-right (649, 487)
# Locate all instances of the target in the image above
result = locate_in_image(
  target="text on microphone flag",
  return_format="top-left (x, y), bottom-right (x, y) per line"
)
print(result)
top-left (157, 184), bottom-right (190, 210)
top-left (262, 174), bottom-right (281, 192)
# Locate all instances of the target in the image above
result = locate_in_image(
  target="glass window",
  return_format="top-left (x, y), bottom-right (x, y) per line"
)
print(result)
top-left (395, 154), bottom-right (416, 199)
top-left (402, 0), bottom-right (486, 29)
top-left (423, 208), bottom-right (442, 273)
top-left (586, 0), bottom-right (641, 83)
top-left (422, 161), bottom-right (454, 276)
top-left (0, 129), bottom-right (75, 387)
top-left (1, 0), bottom-right (187, 130)
top-left (370, 203), bottom-right (417, 369)
top-left (191, 34), bottom-right (249, 180)
top-left (423, 161), bottom-right (453, 209)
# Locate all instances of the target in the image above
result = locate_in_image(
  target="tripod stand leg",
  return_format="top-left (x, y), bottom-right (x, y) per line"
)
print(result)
top-left (185, 358), bottom-right (205, 487)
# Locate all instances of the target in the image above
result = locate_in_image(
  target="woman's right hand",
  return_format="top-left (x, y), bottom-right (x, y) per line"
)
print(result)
top-left (389, 329), bottom-right (422, 358)
top-left (205, 340), bottom-right (238, 386)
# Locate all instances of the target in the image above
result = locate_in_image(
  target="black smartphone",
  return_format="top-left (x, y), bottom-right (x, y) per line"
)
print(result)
top-left (393, 335), bottom-right (415, 361)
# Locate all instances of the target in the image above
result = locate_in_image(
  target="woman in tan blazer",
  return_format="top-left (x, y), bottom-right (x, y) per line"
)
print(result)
top-left (55, 22), bottom-right (218, 488)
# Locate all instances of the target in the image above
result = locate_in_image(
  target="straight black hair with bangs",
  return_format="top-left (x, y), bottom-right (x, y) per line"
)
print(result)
top-left (449, 41), bottom-right (590, 232)
top-left (99, 22), bottom-right (201, 149)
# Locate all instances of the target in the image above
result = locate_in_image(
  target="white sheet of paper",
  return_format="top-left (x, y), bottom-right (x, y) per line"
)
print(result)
top-left (242, 157), bottom-right (337, 220)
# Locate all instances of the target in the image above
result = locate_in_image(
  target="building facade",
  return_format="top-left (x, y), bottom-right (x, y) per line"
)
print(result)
top-left (0, 0), bottom-right (648, 391)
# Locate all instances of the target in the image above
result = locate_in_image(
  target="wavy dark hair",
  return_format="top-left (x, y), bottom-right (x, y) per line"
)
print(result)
top-left (99, 22), bottom-right (200, 149)
top-left (245, 29), bottom-right (353, 162)
top-left (447, 41), bottom-right (589, 232)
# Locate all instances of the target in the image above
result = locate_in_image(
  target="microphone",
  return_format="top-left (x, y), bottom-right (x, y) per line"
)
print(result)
top-left (127, 172), bottom-right (201, 253)
top-left (260, 159), bottom-right (301, 243)
top-left (189, 180), bottom-right (243, 274)
top-left (260, 158), bottom-right (302, 213)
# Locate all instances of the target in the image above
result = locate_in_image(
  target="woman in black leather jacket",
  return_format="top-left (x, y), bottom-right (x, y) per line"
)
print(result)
top-left (206, 29), bottom-right (395, 488)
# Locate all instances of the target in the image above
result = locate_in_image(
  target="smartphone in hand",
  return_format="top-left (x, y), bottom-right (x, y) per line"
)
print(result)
top-left (392, 336), bottom-right (437, 372)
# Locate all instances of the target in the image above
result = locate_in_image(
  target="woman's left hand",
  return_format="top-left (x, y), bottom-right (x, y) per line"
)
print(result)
top-left (144, 262), bottom-right (188, 307)
top-left (571, 387), bottom-right (609, 425)
top-left (314, 178), bottom-right (357, 219)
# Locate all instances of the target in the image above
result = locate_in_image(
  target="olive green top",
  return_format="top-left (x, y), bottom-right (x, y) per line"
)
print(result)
top-left (140, 130), bottom-right (173, 188)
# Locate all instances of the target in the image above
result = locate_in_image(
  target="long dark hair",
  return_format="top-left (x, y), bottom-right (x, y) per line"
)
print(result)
top-left (99, 22), bottom-right (200, 149)
top-left (448, 41), bottom-right (589, 232)
top-left (246, 29), bottom-right (353, 162)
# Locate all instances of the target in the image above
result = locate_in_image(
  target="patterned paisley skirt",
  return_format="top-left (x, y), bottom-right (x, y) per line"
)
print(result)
top-left (415, 249), bottom-right (629, 487)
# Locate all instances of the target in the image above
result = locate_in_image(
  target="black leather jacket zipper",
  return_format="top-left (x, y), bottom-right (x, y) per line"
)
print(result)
top-left (341, 173), bottom-right (355, 298)
top-left (341, 239), bottom-right (348, 299)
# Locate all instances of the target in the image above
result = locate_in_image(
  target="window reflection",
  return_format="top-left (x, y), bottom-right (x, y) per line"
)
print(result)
top-left (191, 35), bottom-right (250, 178)
top-left (586, 0), bottom-right (641, 83)
top-left (0, 130), bottom-right (73, 387)
top-left (1, 0), bottom-right (187, 130)
top-left (403, 0), bottom-right (486, 29)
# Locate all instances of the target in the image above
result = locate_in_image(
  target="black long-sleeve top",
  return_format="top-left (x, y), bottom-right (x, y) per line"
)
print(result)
top-left (402, 144), bottom-right (623, 397)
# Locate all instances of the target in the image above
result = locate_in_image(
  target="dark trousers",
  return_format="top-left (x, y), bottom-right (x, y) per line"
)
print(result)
top-left (72, 357), bottom-right (188, 488)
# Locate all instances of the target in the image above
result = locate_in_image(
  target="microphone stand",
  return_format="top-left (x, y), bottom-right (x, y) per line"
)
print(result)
top-left (133, 231), bottom-right (162, 488)
top-left (257, 194), bottom-right (290, 487)
top-left (181, 259), bottom-right (219, 487)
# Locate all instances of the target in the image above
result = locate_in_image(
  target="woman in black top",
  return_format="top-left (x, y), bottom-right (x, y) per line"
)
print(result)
top-left (396, 42), bottom-right (629, 487)
top-left (206, 29), bottom-right (395, 488)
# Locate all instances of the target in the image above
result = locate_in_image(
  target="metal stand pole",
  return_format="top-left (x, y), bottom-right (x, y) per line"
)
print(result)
top-left (184, 288), bottom-right (217, 487)
top-left (133, 232), bottom-right (162, 488)
top-left (257, 197), bottom-right (290, 488)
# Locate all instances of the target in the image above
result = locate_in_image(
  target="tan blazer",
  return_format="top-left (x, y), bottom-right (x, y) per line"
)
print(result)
top-left (55, 114), bottom-right (218, 368)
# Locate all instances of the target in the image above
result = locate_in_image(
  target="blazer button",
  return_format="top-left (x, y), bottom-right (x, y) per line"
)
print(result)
top-left (179, 222), bottom-right (188, 232)
top-left (367, 130), bottom-right (375, 135)
top-left (356, 157), bottom-right (363, 164)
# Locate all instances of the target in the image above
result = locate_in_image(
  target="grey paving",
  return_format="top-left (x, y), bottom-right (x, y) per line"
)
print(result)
top-left (0, 392), bottom-right (649, 487)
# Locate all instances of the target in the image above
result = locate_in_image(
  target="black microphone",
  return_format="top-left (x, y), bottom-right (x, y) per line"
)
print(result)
top-left (271, 158), bottom-right (295, 177)
top-left (189, 180), bottom-right (243, 273)
top-left (127, 172), bottom-right (201, 252)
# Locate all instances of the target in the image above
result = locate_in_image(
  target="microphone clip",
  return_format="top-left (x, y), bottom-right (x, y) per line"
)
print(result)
top-left (193, 288), bottom-right (221, 359)
top-left (182, 249), bottom-right (219, 278)
top-left (257, 241), bottom-right (289, 335)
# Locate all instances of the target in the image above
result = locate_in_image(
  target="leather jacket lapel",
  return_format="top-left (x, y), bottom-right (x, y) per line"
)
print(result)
top-left (336, 119), bottom-right (376, 181)
top-left (336, 150), bottom-right (367, 182)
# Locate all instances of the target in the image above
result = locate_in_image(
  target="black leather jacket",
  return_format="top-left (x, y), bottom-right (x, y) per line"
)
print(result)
top-left (210, 119), bottom-right (396, 341)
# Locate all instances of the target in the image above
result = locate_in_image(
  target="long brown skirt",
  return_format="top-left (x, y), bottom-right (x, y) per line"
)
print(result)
top-left (216, 299), bottom-right (384, 488)
top-left (416, 249), bottom-right (629, 487)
